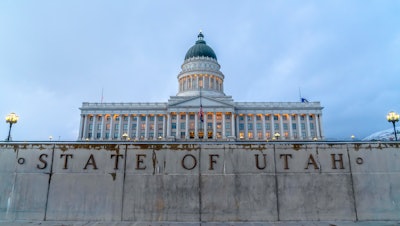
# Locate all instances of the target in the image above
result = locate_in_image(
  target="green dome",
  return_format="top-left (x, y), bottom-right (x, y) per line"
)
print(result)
top-left (184, 32), bottom-right (217, 60)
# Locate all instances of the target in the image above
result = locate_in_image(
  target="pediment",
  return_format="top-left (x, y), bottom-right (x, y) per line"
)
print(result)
top-left (169, 96), bottom-right (234, 108)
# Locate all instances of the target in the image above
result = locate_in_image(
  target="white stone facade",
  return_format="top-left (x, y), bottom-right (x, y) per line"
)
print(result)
top-left (79, 33), bottom-right (324, 141)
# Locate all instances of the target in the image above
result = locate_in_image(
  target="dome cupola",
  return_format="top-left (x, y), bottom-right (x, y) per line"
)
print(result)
top-left (177, 32), bottom-right (225, 97)
top-left (184, 32), bottom-right (217, 60)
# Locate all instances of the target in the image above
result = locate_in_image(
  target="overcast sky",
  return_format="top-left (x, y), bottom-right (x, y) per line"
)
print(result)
top-left (1, 1), bottom-right (399, 141)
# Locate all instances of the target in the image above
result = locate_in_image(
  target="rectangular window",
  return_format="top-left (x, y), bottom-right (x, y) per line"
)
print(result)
top-left (248, 123), bottom-right (253, 130)
top-left (190, 114), bottom-right (195, 120)
top-left (172, 123), bottom-right (176, 129)
top-left (217, 123), bottom-right (222, 129)
top-left (226, 131), bottom-right (231, 136)
top-left (265, 124), bottom-right (270, 130)
top-left (309, 115), bottom-right (313, 120)
top-left (132, 124), bottom-right (137, 130)
top-left (150, 124), bottom-right (154, 130)
top-left (181, 132), bottom-right (185, 138)
top-left (225, 123), bottom-right (231, 129)
top-left (266, 132), bottom-right (270, 138)
top-left (256, 123), bottom-right (262, 130)
top-left (141, 116), bottom-right (146, 121)
top-left (98, 116), bottom-right (102, 121)
top-left (247, 116), bottom-right (252, 121)
top-left (239, 116), bottom-right (244, 121)
top-left (96, 133), bottom-right (101, 139)
top-left (133, 116), bottom-right (137, 121)
top-left (115, 116), bottom-right (120, 121)
top-left (265, 115), bottom-right (270, 121)
top-left (123, 116), bottom-right (128, 121)
top-left (258, 132), bottom-right (262, 139)
top-left (207, 114), bottom-right (212, 120)
top-left (292, 123), bottom-right (297, 130)
top-left (88, 133), bottom-right (92, 138)
top-left (283, 123), bottom-right (288, 130)
top-left (225, 114), bottom-right (231, 119)
top-left (310, 123), bottom-right (314, 130)
top-left (106, 116), bottom-right (110, 121)
top-left (89, 116), bottom-right (93, 121)
top-left (123, 124), bottom-right (128, 130)
top-left (301, 115), bottom-right (305, 121)
top-left (180, 122), bottom-right (185, 130)
top-left (207, 123), bottom-right (212, 129)
top-left (89, 124), bottom-right (93, 130)
top-left (158, 116), bottom-right (163, 121)
top-left (115, 124), bottom-right (119, 130)
top-left (274, 115), bottom-right (279, 121)
top-left (180, 114), bottom-right (185, 120)
top-left (283, 115), bottom-right (288, 121)
top-left (141, 123), bottom-right (146, 130)
top-left (114, 133), bottom-right (118, 139)
top-left (301, 123), bottom-right (305, 130)
top-left (150, 116), bottom-right (155, 121)
top-left (105, 132), bottom-right (109, 139)
top-left (97, 124), bottom-right (101, 130)
top-left (106, 124), bottom-right (110, 130)
top-left (274, 123), bottom-right (279, 130)
top-left (239, 132), bottom-right (244, 139)
top-left (292, 115), bottom-right (296, 120)
top-left (149, 132), bottom-right (154, 138)
top-left (239, 123), bottom-right (244, 130)
top-left (248, 131), bottom-right (253, 139)
top-left (217, 114), bottom-right (222, 120)
top-left (256, 115), bottom-right (261, 121)
top-left (172, 115), bottom-right (177, 120)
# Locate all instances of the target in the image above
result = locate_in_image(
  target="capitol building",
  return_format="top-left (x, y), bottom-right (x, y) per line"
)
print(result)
top-left (79, 32), bottom-right (324, 141)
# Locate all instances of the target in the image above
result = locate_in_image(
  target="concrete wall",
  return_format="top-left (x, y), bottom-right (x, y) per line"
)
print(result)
top-left (0, 142), bottom-right (399, 225)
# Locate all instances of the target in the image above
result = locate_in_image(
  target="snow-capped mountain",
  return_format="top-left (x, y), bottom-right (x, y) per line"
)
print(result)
top-left (363, 128), bottom-right (400, 141)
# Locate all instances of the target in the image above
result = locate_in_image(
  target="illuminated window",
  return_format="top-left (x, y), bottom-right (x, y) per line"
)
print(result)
top-left (284, 132), bottom-right (289, 137)
top-left (239, 132), bottom-right (244, 139)
top-left (248, 132), bottom-right (253, 139)
top-left (258, 132), bottom-right (262, 139)
top-left (141, 123), bottom-right (146, 130)
top-left (150, 124), bottom-right (154, 130)
top-left (217, 123), bottom-right (222, 129)
top-left (106, 124), bottom-right (110, 130)
top-left (217, 114), bottom-right (222, 120)
top-left (266, 132), bottom-right (271, 138)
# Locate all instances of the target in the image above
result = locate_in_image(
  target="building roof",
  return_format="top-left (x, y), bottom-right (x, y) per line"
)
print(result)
top-left (184, 32), bottom-right (217, 60)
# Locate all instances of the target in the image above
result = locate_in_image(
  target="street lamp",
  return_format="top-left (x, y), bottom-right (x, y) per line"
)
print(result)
top-left (387, 111), bottom-right (399, 141)
top-left (122, 133), bottom-right (128, 140)
top-left (274, 132), bottom-right (280, 140)
top-left (5, 112), bottom-right (19, 141)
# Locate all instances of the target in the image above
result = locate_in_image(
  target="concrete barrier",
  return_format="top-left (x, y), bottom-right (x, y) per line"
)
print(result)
top-left (0, 142), bottom-right (399, 225)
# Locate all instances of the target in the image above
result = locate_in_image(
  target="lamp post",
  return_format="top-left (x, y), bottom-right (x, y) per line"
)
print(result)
top-left (274, 132), bottom-right (280, 140)
top-left (5, 112), bottom-right (19, 141)
top-left (387, 111), bottom-right (399, 141)
top-left (122, 133), bottom-right (128, 140)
